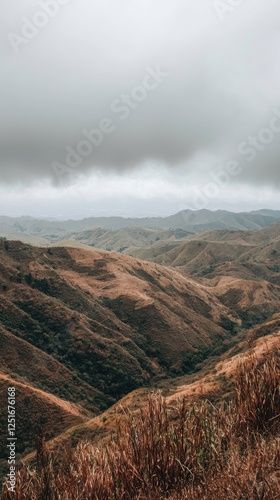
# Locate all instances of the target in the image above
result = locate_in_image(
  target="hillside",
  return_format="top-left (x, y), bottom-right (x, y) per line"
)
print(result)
top-left (130, 221), bottom-right (280, 270)
top-left (50, 227), bottom-right (192, 254)
top-left (4, 326), bottom-right (279, 499)
top-left (0, 222), bottom-right (279, 476)
top-left (32, 316), bottom-right (279, 455)
top-left (130, 224), bottom-right (280, 328)
top-left (0, 239), bottom-right (237, 460)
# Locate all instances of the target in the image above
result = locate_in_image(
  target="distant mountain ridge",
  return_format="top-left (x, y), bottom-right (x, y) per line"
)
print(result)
top-left (0, 209), bottom-right (280, 246)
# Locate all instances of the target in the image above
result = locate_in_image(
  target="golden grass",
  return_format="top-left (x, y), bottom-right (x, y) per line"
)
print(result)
top-left (1, 349), bottom-right (279, 499)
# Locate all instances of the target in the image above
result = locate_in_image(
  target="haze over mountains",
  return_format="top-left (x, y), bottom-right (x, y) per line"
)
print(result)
top-left (1, 209), bottom-right (280, 249)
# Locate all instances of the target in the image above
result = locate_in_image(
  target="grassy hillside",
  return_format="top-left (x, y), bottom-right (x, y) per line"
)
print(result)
top-left (52, 227), bottom-right (192, 254)
top-left (130, 221), bottom-right (280, 273)
top-left (21, 314), bottom-right (279, 457)
top-left (131, 223), bottom-right (280, 327)
top-left (2, 340), bottom-right (279, 499)
top-left (0, 240), bottom-right (238, 460)
top-left (0, 223), bottom-right (279, 487)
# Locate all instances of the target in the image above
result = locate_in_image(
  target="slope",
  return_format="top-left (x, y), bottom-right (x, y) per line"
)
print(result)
top-left (0, 239), bottom-right (238, 459)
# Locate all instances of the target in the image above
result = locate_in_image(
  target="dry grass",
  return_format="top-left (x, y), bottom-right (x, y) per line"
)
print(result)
top-left (1, 350), bottom-right (279, 499)
top-left (234, 351), bottom-right (280, 436)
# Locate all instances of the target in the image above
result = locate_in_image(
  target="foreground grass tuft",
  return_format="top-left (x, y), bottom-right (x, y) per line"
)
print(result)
top-left (2, 350), bottom-right (279, 499)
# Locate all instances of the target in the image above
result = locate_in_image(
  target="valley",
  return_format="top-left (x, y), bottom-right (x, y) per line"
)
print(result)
top-left (0, 215), bottom-right (279, 489)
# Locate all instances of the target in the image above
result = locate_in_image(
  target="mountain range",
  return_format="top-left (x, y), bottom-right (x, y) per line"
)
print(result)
top-left (1, 209), bottom-right (280, 248)
top-left (0, 213), bottom-right (279, 477)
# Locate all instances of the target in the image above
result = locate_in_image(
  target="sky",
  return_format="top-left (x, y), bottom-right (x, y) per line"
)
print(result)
top-left (1, 0), bottom-right (280, 219)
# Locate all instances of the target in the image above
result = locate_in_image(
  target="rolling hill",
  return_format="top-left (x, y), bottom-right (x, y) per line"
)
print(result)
top-left (0, 220), bottom-right (279, 477)
top-left (130, 223), bottom-right (280, 327)
top-left (20, 311), bottom-right (280, 473)
top-left (0, 239), bottom-right (238, 460)
top-left (51, 227), bottom-right (192, 254)
top-left (130, 221), bottom-right (280, 270)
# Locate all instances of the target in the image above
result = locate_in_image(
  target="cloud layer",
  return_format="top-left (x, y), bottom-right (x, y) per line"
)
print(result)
top-left (1, 0), bottom-right (280, 191)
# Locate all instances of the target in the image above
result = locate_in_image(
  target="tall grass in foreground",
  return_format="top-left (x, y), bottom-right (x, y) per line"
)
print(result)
top-left (2, 351), bottom-right (279, 499)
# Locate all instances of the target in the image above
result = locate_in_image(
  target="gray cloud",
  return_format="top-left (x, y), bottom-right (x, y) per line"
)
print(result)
top-left (1, 0), bottom-right (280, 188)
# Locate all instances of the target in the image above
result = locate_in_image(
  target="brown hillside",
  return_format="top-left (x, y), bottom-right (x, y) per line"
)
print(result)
top-left (0, 240), bottom-right (239, 460)
top-left (23, 324), bottom-right (279, 461)
top-left (0, 371), bottom-right (88, 467)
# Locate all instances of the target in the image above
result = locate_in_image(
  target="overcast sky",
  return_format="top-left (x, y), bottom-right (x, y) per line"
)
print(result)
top-left (1, 0), bottom-right (280, 218)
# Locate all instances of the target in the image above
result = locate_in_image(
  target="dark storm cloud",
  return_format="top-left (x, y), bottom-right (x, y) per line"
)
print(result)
top-left (1, 0), bottom-right (280, 186)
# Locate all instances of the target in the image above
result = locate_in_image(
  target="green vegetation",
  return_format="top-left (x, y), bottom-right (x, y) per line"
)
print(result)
top-left (269, 264), bottom-right (280, 273)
